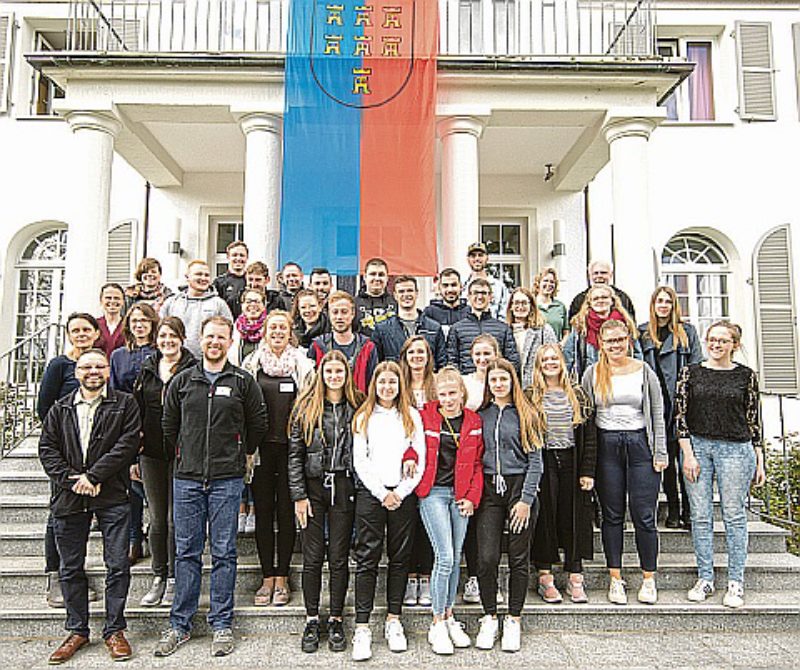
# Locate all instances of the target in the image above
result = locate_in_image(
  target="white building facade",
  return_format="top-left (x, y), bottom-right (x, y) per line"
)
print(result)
top-left (0, 0), bottom-right (798, 397)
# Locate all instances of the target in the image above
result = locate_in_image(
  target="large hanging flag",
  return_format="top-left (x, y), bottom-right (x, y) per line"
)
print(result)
top-left (279, 0), bottom-right (438, 276)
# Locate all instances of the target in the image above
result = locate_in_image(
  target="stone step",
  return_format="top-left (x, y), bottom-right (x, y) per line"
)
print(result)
top-left (0, 590), bottom-right (798, 638)
top-left (0, 519), bottom-right (788, 559)
top-left (0, 492), bottom-right (764, 527)
top-left (0, 470), bottom-right (49, 496)
top-left (2, 552), bottom-right (799, 597)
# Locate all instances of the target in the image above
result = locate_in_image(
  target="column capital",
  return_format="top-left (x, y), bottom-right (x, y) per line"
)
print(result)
top-left (602, 112), bottom-right (665, 144)
top-left (237, 112), bottom-right (283, 136)
top-left (63, 110), bottom-right (122, 137)
top-left (436, 115), bottom-right (487, 140)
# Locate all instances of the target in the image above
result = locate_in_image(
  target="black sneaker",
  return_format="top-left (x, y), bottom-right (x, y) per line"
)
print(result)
top-left (665, 516), bottom-right (682, 529)
top-left (301, 619), bottom-right (321, 653)
top-left (328, 619), bottom-right (346, 652)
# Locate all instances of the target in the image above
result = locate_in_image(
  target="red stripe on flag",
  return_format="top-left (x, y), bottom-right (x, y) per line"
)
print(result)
top-left (359, 0), bottom-right (438, 276)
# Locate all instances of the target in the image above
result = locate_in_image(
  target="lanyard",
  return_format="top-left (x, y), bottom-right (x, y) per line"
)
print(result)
top-left (440, 411), bottom-right (461, 450)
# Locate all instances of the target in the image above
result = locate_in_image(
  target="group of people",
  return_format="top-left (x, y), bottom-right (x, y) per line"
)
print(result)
top-left (36, 240), bottom-right (765, 664)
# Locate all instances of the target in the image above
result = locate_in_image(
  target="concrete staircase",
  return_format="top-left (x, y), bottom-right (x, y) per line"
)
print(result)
top-left (2, 436), bottom-right (800, 639)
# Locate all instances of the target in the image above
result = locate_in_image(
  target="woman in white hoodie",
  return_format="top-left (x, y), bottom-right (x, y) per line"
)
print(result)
top-left (351, 361), bottom-right (425, 662)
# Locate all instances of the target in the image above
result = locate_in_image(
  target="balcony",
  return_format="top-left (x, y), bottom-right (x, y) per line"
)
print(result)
top-left (64, 0), bottom-right (658, 58)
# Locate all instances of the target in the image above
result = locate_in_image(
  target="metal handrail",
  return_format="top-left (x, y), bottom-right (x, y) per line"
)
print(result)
top-left (63, 0), bottom-right (659, 58)
top-left (0, 323), bottom-right (65, 458)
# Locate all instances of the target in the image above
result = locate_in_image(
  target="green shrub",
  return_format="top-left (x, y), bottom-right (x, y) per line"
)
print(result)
top-left (753, 441), bottom-right (800, 555)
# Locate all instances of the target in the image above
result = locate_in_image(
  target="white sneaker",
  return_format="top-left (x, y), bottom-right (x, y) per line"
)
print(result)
top-left (496, 576), bottom-right (504, 604)
top-left (403, 578), bottom-right (419, 606)
top-left (638, 577), bottom-right (658, 604)
top-left (384, 618), bottom-right (407, 653)
top-left (608, 577), bottom-right (627, 605)
top-left (428, 620), bottom-right (454, 655)
top-left (244, 512), bottom-right (256, 535)
top-left (418, 577), bottom-right (432, 606)
top-left (463, 576), bottom-right (480, 604)
top-left (351, 626), bottom-right (372, 661)
top-left (237, 512), bottom-right (247, 534)
top-left (445, 616), bottom-right (471, 648)
top-left (501, 616), bottom-right (521, 653)
top-left (475, 614), bottom-right (498, 650)
top-left (722, 581), bottom-right (744, 609)
top-left (687, 579), bottom-right (715, 603)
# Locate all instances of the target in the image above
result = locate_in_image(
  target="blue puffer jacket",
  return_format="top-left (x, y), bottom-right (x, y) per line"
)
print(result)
top-left (446, 311), bottom-right (520, 374)
top-left (371, 312), bottom-right (447, 370)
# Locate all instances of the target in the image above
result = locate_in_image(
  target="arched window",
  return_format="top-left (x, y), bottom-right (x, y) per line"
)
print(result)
top-left (14, 228), bottom-right (67, 380)
top-left (660, 232), bottom-right (730, 338)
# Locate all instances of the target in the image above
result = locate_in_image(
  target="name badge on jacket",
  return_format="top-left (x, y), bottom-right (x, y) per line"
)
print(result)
top-left (280, 382), bottom-right (295, 393)
top-left (215, 386), bottom-right (232, 397)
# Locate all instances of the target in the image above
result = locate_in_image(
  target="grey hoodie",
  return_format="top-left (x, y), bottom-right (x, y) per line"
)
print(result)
top-left (160, 288), bottom-right (233, 357)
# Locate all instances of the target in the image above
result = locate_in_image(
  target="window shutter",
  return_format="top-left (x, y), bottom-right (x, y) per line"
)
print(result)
top-left (734, 21), bottom-right (776, 121)
top-left (0, 14), bottom-right (13, 114)
top-left (793, 23), bottom-right (800, 120)
top-left (753, 225), bottom-right (799, 394)
top-left (107, 221), bottom-right (135, 285)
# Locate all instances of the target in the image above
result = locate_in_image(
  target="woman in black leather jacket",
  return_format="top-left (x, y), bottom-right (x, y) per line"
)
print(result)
top-left (287, 350), bottom-right (365, 653)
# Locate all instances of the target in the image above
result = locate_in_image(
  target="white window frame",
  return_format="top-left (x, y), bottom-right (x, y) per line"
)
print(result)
top-left (658, 37), bottom-right (717, 123)
top-left (209, 214), bottom-right (244, 278)
top-left (480, 217), bottom-right (527, 290)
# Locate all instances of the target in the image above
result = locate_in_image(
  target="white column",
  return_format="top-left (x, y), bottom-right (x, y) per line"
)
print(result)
top-left (62, 110), bottom-right (121, 318)
top-left (603, 115), bottom-right (660, 318)
top-left (239, 113), bottom-right (282, 275)
top-left (437, 115), bottom-right (486, 275)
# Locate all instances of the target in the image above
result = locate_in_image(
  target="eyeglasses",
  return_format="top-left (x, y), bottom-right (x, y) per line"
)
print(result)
top-left (602, 337), bottom-right (628, 346)
top-left (707, 337), bottom-right (733, 345)
top-left (129, 318), bottom-right (150, 325)
top-left (511, 300), bottom-right (531, 307)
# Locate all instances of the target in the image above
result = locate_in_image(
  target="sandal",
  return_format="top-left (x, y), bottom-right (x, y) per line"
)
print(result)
top-left (272, 585), bottom-right (291, 606)
top-left (254, 581), bottom-right (273, 607)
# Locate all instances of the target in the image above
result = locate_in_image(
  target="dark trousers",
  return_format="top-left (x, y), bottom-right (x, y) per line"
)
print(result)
top-left (531, 448), bottom-right (582, 573)
top-left (596, 429), bottom-right (661, 572)
top-left (252, 441), bottom-right (295, 578)
top-left (476, 474), bottom-right (534, 617)
top-left (301, 474), bottom-right (355, 618)
top-left (409, 504), bottom-right (434, 575)
top-left (129, 479), bottom-right (145, 545)
top-left (140, 455), bottom-right (175, 578)
top-left (45, 513), bottom-right (59, 573)
top-left (354, 488), bottom-right (415, 623)
top-left (663, 438), bottom-right (690, 521)
top-left (53, 504), bottom-right (130, 639)
top-left (463, 517), bottom-right (478, 577)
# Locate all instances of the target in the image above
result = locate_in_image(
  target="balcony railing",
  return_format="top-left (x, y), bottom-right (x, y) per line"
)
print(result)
top-left (65, 0), bottom-right (658, 58)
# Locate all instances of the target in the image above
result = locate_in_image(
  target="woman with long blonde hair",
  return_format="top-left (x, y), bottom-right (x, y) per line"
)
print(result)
top-left (287, 350), bottom-right (364, 653)
top-left (529, 344), bottom-right (597, 605)
top-left (398, 336), bottom-right (436, 607)
top-left (639, 286), bottom-right (703, 529)
top-left (351, 361), bottom-right (425, 660)
top-left (506, 287), bottom-right (557, 387)
top-left (582, 320), bottom-right (667, 606)
top-left (474, 359), bottom-right (543, 652)
top-left (563, 284), bottom-right (640, 381)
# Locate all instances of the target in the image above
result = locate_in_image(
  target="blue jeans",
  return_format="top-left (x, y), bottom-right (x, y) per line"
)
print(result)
top-left (683, 436), bottom-right (756, 584)
top-left (596, 429), bottom-right (661, 572)
top-left (171, 477), bottom-right (243, 633)
top-left (419, 486), bottom-right (469, 617)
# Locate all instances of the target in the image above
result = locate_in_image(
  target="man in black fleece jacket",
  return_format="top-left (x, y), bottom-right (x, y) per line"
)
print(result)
top-left (422, 267), bottom-right (470, 338)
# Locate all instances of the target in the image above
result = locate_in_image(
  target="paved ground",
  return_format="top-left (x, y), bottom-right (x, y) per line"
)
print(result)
top-left (2, 629), bottom-right (799, 669)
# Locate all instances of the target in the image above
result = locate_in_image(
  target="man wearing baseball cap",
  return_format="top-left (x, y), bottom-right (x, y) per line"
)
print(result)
top-left (461, 242), bottom-right (511, 322)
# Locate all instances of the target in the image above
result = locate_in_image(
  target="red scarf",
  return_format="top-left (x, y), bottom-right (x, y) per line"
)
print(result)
top-left (586, 308), bottom-right (625, 349)
top-left (235, 311), bottom-right (267, 343)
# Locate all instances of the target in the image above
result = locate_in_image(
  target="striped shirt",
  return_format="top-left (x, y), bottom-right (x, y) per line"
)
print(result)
top-left (543, 389), bottom-right (575, 450)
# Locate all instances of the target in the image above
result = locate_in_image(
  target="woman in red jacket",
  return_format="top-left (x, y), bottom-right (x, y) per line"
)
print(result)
top-left (417, 366), bottom-right (484, 656)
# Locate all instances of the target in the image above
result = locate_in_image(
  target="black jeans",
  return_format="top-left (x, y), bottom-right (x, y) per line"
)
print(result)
top-left (45, 513), bottom-right (59, 573)
top-left (663, 438), bottom-right (690, 520)
top-left (409, 504), bottom-right (434, 575)
top-left (301, 474), bottom-right (355, 618)
top-left (140, 455), bottom-right (175, 578)
top-left (354, 488), bottom-right (415, 624)
top-left (531, 448), bottom-right (582, 574)
top-left (476, 474), bottom-right (534, 617)
top-left (53, 503), bottom-right (130, 639)
top-left (596, 429), bottom-right (661, 572)
top-left (252, 441), bottom-right (295, 577)
top-left (463, 517), bottom-right (478, 577)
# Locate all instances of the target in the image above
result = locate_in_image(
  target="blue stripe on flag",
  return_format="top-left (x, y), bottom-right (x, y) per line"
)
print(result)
top-left (280, 0), bottom-right (363, 275)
